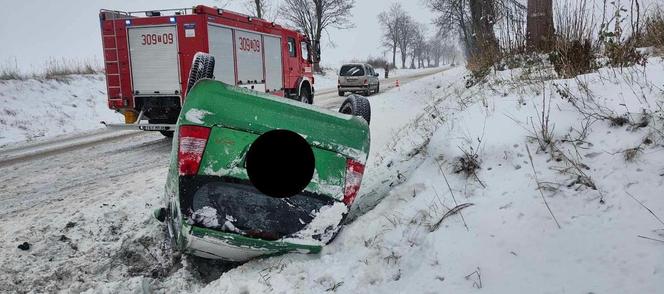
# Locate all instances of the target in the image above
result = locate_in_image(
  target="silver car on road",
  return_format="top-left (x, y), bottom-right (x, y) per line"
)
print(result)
top-left (338, 63), bottom-right (380, 96)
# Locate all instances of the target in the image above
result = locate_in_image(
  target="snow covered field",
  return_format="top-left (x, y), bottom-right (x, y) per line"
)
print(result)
top-left (1, 58), bottom-right (663, 293)
top-left (0, 74), bottom-right (122, 147)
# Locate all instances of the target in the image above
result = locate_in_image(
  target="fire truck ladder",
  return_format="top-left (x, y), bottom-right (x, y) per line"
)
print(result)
top-left (100, 10), bottom-right (125, 108)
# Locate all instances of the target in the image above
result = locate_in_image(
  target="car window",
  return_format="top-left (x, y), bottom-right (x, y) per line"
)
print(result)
top-left (339, 65), bottom-right (365, 77)
top-left (300, 41), bottom-right (309, 61)
top-left (287, 38), bottom-right (296, 57)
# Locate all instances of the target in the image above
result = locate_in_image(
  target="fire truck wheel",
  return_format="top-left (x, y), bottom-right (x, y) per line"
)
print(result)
top-left (186, 53), bottom-right (216, 94)
top-left (299, 87), bottom-right (312, 104)
top-left (339, 94), bottom-right (371, 124)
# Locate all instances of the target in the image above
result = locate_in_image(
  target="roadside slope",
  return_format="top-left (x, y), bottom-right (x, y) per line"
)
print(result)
top-left (0, 75), bottom-right (122, 147)
top-left (199, 59), bottom-right (664, 293)
top-left (0, 69), bottom-right (460, 293)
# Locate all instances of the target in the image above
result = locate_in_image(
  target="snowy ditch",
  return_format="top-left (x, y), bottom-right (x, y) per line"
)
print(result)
top-left (2, 60), bottom-right (664, 292)
top-left (0, 68), bottom-right (462, 292)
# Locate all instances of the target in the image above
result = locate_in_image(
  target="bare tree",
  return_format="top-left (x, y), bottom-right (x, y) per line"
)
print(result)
top-left (409, 23), bottom-right (427, 68)
top-left (397, 16), bottom-right (416, 69)
top-left (280, 0), bottom-right (356, 72)
top-left (526, 0), bottom-right (554, 51)
top-left (469, 0), bottom-right (499, 58)
top-left (244, 0), bottom-right (283, 20)
top-left (379, 3), bottom-right (408, 69)
top-left (429, 35), bottom-right (444, 66)
top-left (428, 0), bottom-right (525, 63)
top-left (245, 0), bottom-right (266, 18)
top-left (428, 0), bottom-right (474, 57)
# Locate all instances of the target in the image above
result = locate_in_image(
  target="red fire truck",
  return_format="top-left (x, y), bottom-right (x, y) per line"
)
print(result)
top-left (99, 5), bottom-right (316, 134)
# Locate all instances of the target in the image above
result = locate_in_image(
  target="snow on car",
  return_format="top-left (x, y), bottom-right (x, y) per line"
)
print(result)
top-left (155, 53), bottom-right (372, 261)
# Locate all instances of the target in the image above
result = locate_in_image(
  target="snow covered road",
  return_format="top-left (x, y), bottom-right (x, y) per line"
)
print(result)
top-left (315, 67), bottom-right (447, 110)
top-left (0, 68), bottom-right (452, 292)
top-left (0, 132), bottom-right (173, 292)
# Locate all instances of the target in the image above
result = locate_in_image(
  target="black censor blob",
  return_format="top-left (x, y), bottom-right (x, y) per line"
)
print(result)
top-left (246, 130), bottom-right (315, 198)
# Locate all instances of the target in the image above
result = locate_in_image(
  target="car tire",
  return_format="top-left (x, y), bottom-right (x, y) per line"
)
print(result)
top-left (364, 88), bottom-right (371, 96)
top-left (338, 90), bottom-right (345, 97)
top-left (339, 94), bottom-right (371, 124)
top-left (186, 52), bottom-right (216, 95)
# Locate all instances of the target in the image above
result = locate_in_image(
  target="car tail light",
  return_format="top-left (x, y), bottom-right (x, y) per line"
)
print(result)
top-left (178, 125), bottom-right (211, 176)
top-left (343, 159), bottom-right (365, 205)
top-left (363, 79), bottom-right (368, 85)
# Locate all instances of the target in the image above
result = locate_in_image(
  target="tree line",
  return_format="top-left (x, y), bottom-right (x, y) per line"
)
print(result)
top-left (234, 0), bottom-right (662, 76)
top-left (237, 0), bottom-right (459, 72)
top-left (234, 0), bottom-right (355, 73)
top-left (379, 3), bottom-right (460, 70)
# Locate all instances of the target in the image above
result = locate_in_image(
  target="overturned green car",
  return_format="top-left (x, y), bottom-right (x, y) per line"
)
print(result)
top-left (157, 54), bottom-right (371, 261)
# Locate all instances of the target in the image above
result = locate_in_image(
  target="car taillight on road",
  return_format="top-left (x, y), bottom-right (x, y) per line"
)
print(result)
top-left (363, 79), bottom-right (368, 85)
top-left (343, 159), bottom-right (365, 205)
top-left (178, 125), bottom-right (211, 176)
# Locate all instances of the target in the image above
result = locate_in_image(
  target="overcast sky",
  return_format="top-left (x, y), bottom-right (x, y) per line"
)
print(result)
top-left (0, 0), bottom-right (434, 73)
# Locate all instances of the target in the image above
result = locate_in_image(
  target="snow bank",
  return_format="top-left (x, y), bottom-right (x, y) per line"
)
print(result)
top-left (4, 58), bottom-right (664, 293)
top-left (0, 74), bottom-right (122, 147)
top-left (199, 59), bottom-right (664, 293)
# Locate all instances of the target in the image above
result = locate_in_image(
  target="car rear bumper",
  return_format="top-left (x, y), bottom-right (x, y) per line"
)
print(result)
top-left (184, 224), bottom-right (321, 261)
top-left (338, 85), bottom-right (369, 92)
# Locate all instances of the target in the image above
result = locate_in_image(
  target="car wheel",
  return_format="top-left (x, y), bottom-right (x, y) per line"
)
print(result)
top-left (186, 52), bottom-right (215, 94)
top-left (338, 90), bottom-right (345, 97)
top-left (299, 87), bottom-right (312, 104)
top-left (364, 88), bottom-right (371, 96)
top-left (339, 94), bottom-right (371, 124)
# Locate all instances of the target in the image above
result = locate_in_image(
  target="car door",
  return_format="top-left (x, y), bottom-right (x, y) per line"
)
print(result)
top-left (368, 65), bottom-right (378, 88)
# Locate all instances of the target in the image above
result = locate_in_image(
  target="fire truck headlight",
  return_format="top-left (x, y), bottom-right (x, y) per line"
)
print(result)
top-left (170, 17), bottom-right (176, 23)
top-left (125, 20), bottom-right (131, 26)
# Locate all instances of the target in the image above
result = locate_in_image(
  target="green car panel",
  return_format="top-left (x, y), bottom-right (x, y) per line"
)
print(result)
top-left (181, 80), bottom-right (370, 159)
top-left (200, 126), bottom-right (349, 200)
top-left (164, 80), bottom-right (370, 261)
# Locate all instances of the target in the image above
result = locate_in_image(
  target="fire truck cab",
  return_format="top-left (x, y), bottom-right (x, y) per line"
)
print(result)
top-left (99, 5), bottom-right (316, 132)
